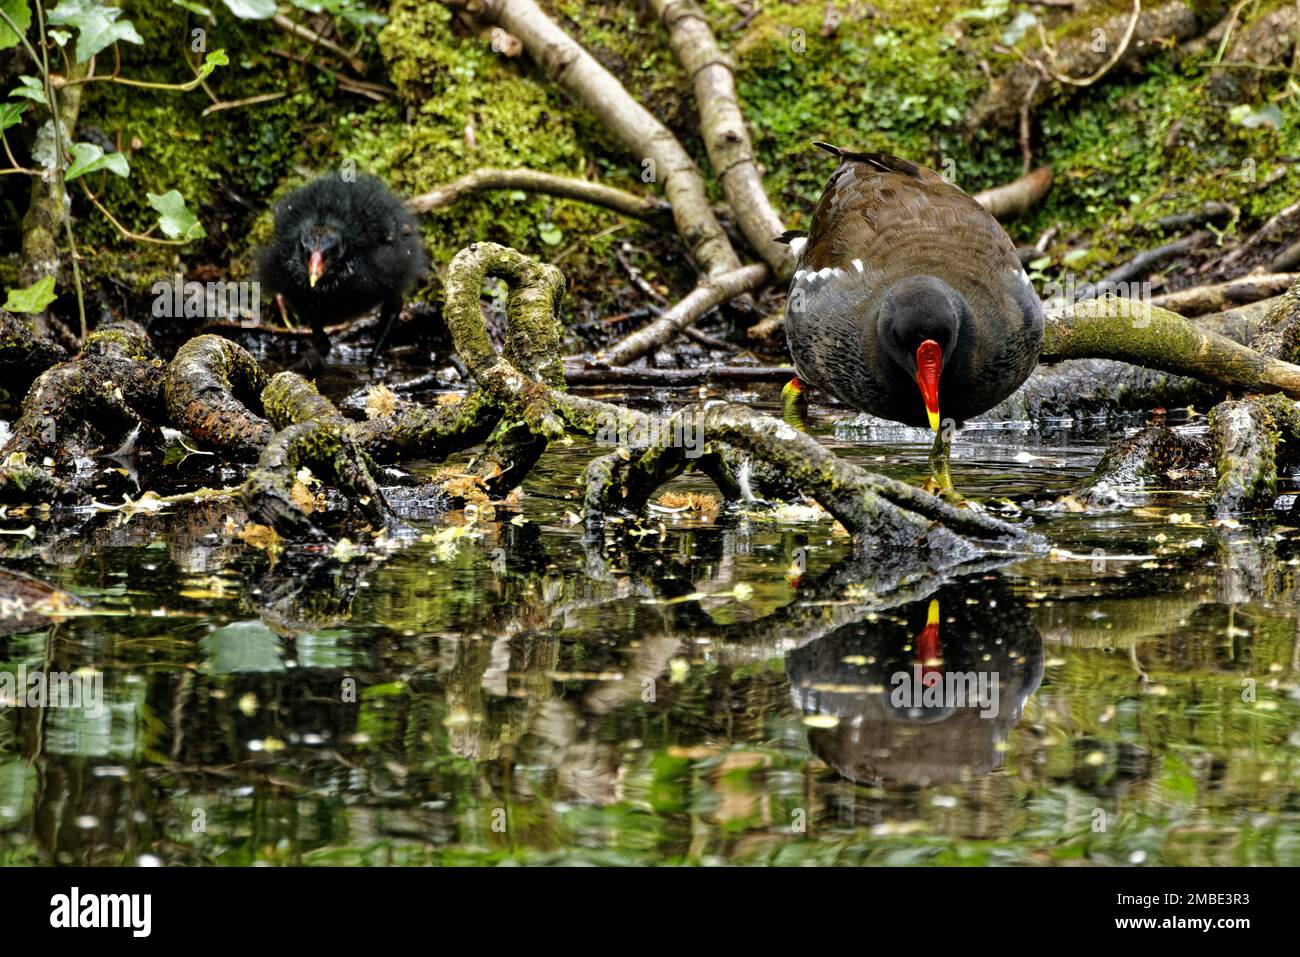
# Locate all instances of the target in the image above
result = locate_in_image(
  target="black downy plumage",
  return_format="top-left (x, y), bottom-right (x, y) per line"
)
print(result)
top-left (255, 172), bottom-right (428, 369)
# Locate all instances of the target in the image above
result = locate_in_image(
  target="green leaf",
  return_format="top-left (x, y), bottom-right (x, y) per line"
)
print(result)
top-left (4, 275), bottom-right (56, 313)
top-left (48, 0), bottom-right (143, 63)
top-left (171, 0), bottom-right (212, 15)
top-left (64, 141), bottom-right (129, 180)
top-left (196, 47), bottom-right (228, 79)
top-left (48, 28), bottom-right (71, 46)
top-left (7, 76), bottom-right (46, 105)
top-left (538, 223), bottom-right (563, 246)
top-left (0, 100), bottom-right (24, 132)
top-left (147, 190), bottom-right (206, 240)
top-left (221, 0), bottom-right (276, 18)
top-left (0, 0), bottom-right (31, 50)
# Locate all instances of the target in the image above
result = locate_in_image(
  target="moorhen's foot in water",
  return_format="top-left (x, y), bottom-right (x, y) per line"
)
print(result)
top-left (255, 172), bottom-right (428, 368)
top-left (781, 143), bottom-right (1044, 498)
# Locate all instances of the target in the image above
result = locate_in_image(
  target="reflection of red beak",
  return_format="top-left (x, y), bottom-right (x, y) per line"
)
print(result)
top-left (308, 250), bottom-right (325, 288)
top-left (915, 339), bottom-right (942, 432)
top-left (917, 599), bottom-right (942, 686)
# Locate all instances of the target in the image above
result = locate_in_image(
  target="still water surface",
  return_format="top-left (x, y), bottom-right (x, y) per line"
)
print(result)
top-left (1, 387), bottom-right (1298, 866)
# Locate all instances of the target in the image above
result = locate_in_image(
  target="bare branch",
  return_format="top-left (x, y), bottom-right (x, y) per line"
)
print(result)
top-left (408, 167), bottom-right (672, 225)
top-left (650, 0), bottom-right (793, 279)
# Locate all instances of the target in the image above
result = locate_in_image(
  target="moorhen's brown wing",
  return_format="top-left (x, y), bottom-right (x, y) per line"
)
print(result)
top-left (786, 149), bottom-right (1043, 428)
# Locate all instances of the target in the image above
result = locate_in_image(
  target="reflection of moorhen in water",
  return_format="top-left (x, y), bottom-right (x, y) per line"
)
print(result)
top-left (785, 578), bottom-right (1043, 787)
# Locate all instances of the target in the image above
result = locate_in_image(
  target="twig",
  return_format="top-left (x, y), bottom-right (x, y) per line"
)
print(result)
top-left (1036, 0), bottom-right (1142, 87)
top-left (200, 90), bottom-right (291, 117)
top-left (272, 13), bottom-right (366, 74)
top-left (1151, 273), bottom-right (1299, 316)
top-left (561, 364), bottom-right (794, 386)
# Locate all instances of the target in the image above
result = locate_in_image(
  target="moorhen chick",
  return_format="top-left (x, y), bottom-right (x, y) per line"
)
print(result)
top-left (255, 172), bottom-right (428, 370)
top-left (782, 144), bottom-right (1043, 496)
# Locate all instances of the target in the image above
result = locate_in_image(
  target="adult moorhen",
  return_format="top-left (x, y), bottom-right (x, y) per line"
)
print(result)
top-left (255, 172), bottom-right (428, 371)
top-left (781, 144), bottom-right (1043, 496)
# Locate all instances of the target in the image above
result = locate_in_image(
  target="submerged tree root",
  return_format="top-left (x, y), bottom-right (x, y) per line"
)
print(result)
top-left (1075, 425), bottom-right (1210, 506)
top-left (1208, 395), bottom-right (1300, 515)
top-left (242, 373), bottom-right (395, 538)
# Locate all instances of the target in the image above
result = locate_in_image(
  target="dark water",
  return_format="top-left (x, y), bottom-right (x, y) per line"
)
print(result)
top-left (2, 386), bottom-right (1299, 866)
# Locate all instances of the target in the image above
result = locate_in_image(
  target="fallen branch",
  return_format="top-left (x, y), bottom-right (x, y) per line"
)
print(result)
top-left (408, 167), bottom-right (673, 226)
top-left (1083, 231), bottom-right (1210, 294)
top-left (600, 263), bottom-right (769, 366)
top-left (443, 0), bottom-right (742, 278)
top-left (650, 0), bottom-right (792, 279)
top-left (973, 166), bottom-right (1053, 221)
top-left (1150, 273), bottom-right (1299, 317)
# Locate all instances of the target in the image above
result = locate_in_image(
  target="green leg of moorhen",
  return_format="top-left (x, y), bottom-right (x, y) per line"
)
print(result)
top-left (781, 377), bottom-right (808, 431)
top-left (923, 427), bottom-right (959, 501)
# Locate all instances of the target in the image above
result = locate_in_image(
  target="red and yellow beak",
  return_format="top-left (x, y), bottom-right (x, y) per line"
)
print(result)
top-left (308, 250), bottom-right (325, 288)
top-left (915, 339), bottom-right (942, 432)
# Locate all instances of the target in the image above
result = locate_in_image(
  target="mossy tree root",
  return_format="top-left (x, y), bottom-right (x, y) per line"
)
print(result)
top-left (1042, 295), bottom-right (1300, 399)
top-left (242, 372), bottom-right (395, 537)
top-left (0, 322), bottom-right (164, 494)
top-left (443, 242), bottom-right (1040, 555)
top-left (164, 335), bottom-right (273, 460)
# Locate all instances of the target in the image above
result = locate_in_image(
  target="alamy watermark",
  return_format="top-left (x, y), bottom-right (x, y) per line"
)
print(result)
top-left (594, 408), bottom-right (706, 459)
top-left (152, 274), bottom-right (260, 322)
top-left (889, 666), bottom-right (1000, 719)
top-left (0, 666), bottom-right (104, 716)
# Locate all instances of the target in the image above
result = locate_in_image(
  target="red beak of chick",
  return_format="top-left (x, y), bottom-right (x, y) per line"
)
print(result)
top-left (915, 338), bottom-right (942, 432)
top-left (308, 250), bottom-right (325, 288)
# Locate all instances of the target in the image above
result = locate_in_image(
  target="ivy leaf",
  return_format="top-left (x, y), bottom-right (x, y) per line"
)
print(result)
top-left (4, 275), bottom-right (56, 313)
top-left (538, 223), bottom-right (563, 246)
top-left (148, 190), bottom-right (206, 240)
top-left (0, 0), bottom-right (31, 50)
top-left (7, 76), bottom-right (46, 105)
top-left (171, 0), bottom-right (212, 15)
top-left (221, 0), bottom-right (276, 19)
top-left (48, 28), bottom-right (71, 46)
top-left (65, 141), bottom-right (130, 180)
top-left (0, 100), bottom-right (24, 132)
top-left (48, 0), bottom-right (144, 63)
top-left (196, 48), bottom-right (228, 80)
